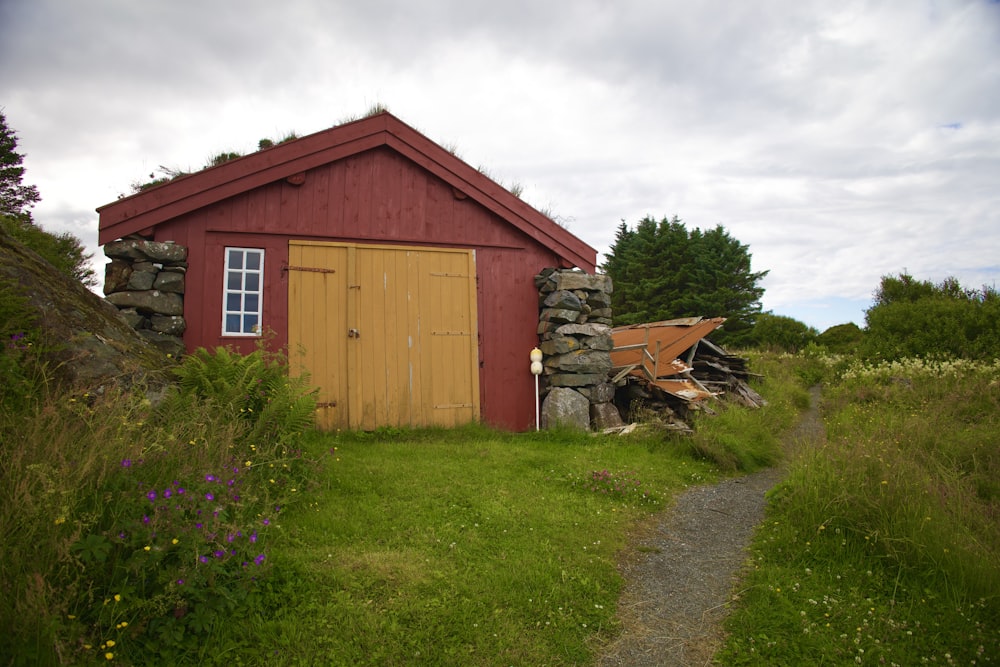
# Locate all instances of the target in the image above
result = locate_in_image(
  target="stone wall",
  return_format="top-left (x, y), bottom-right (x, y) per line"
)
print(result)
top-left (535, 268), bottom-right (623, 431)
top-left (103, 236), bottom-right (188, 357)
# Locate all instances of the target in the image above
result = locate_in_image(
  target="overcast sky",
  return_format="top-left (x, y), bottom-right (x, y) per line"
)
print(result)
top-left (2, 0), bottom-right (998, 331)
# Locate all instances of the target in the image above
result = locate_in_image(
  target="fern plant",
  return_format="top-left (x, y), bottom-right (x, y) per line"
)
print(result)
top-left (165, 345), bottom-right (317, 447)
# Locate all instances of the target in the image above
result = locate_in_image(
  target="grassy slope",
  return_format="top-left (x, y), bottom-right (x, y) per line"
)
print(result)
top-left (718, 357), bottom-right (1000, 666)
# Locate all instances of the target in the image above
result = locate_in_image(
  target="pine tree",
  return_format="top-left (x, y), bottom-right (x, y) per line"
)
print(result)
top-left (0, 111), bottom-right (41, 221)
top-left (599, 215), bottom-right (768, 345)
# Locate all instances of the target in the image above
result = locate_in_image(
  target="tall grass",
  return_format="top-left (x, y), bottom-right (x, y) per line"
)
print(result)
top-left (2, 336), bottom-right (805, 665)
top-left (719, 355), bottom-right (1000, 665)
top-left (0, 346), bottom-right (317, 665)
top-left (682, 351), bottom-right (808, 471)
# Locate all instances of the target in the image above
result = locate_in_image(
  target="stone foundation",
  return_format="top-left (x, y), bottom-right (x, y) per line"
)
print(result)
top-left (103, 236), bottom-right (187, 357)
top-left (535, 268), bottom-right (622, 431)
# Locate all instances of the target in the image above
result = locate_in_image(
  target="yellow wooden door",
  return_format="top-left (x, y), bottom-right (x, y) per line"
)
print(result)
top-left (288, 241), bottom-right (480, 430)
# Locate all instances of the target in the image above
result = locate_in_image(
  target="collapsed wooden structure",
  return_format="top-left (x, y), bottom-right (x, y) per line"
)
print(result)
top-left (609, 318), bottom-right (766, 431)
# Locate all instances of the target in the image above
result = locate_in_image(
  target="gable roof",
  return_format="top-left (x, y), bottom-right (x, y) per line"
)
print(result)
top-left (97, 112), bottom-right (596, 271)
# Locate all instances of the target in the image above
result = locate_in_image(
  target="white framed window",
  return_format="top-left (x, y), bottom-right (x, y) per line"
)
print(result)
top-left (222, 247), bottom-right (264, 336)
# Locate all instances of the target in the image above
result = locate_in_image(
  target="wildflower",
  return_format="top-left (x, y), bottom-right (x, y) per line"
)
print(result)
top-left (262, 518), bottom-right (270, 526)
top-left (205, 492), bottom-right (214, 501)
top-left (105, 653), bottom-right (113, 660)
top-left (171, 538), bottom-right (179, 545)
top-left (249, 531), bottom-right (258, 543)
top-left (146, 491), bottom-right (157, 501)
top-left (206, 474), bottom-right (216, 482)
top-left (121, 459), bottom-right (132, 468)
top-left (143, 546), bottom-right (151, 551)
top-left (105, 640), bottom-right (115, 648)
top-left (114, 594), bottom-right (121, 602)
top-left (254, 553), bottom-right (266, 565)
top-left (199, 555), bottom-right (209, 563)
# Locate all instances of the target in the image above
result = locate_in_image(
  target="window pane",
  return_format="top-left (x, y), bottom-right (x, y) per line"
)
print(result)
top-left (223, 248), bottom-right (264, 336)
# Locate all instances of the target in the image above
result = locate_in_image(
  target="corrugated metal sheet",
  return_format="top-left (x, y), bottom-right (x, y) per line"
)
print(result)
top-left (610, 318), bottom-right (726, 402)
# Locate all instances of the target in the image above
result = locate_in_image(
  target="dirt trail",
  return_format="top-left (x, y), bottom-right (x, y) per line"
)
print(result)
top-left (597, 386), bottom-right (824, 666)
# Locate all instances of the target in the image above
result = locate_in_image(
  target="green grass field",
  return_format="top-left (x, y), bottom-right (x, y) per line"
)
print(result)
top-left (3, 347), bottom-right (997, 665)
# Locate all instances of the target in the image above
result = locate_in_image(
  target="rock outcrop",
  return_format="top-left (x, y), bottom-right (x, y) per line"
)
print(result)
top-left (0, 224), bottom-right (174, 392)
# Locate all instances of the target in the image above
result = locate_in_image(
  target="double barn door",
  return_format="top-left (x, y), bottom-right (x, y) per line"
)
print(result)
top-left (288, 241), bottom-right (480, 431)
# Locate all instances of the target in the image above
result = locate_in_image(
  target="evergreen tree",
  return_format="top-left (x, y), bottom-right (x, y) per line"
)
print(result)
top-left (0, 112), bottom-right (95, 286)
top-left (600, 215), bottom-right (768, 344)
top-left (0, 110), bottom-right (41, 221)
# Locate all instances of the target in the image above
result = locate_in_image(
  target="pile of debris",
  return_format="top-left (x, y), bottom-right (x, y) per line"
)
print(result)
top-left (609, 317), bottom-right (765, 432)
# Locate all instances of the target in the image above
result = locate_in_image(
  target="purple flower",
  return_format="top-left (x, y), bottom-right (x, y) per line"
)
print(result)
top-left (142, 515), bottom-right (151, 525)
top-left (195, 522), bottom-right (203, 529)
top-left (176, 579), bottom-right (185, 585)
top-left (163, 489), bottom-right (172, 499)
top-left (254, 553), bottom-right (266, 566)
top-left (205, 492), bottom-right (214, 501)
top-left (262, 518), bottom-right (270, 526)
top-left (146, 491), bottom-right (157, 501)
top-left (205, 474), bottom-right (216, 482)
top-left (214, 550), bottom-right (225, 559)
top-left (226, 534), bottom-right (235, 543)
top-left (121, 459), bottom-right (132, 468)
top-left (176, 487), bottom-right (185, 495)
top-left (199, 555), bottom-right (209, 564)
top-left (249, 531), bottom-right (258, 543)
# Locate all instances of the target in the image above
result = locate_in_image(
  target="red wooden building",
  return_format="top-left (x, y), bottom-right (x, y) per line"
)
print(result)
top-left (97, 112), bottom-right (597, 431)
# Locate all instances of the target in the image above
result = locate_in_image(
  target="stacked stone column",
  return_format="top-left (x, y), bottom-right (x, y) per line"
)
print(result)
top-left (103, 236), bottom-right (188, 357)
top-left (535, 268), bottom-right (622, 431)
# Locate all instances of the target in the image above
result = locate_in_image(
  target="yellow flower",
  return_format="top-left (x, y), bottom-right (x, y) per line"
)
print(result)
top-left (54, 516), bottom-right (66, 525)
top-left (114, 594), bottom-right (121, 602)
top-left (172, 538), bottom-right (179, 545)
top-left (67, 614), bottom-right (76, 619)
top-left (143, 546), bottom-right (151, 551)
top-left (105, 640), bottom-right (115, 648)
top-left (245, 460), bottom-right (252, 467)
top-left (105, 652), bottom-right (114, 660)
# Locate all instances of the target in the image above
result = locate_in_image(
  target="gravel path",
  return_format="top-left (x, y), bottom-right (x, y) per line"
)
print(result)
top-left (597, 387), bottom-right (824, 666)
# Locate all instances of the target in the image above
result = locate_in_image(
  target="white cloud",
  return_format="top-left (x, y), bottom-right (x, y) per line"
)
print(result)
top-left (1, 0), bottom-right (998, 330)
